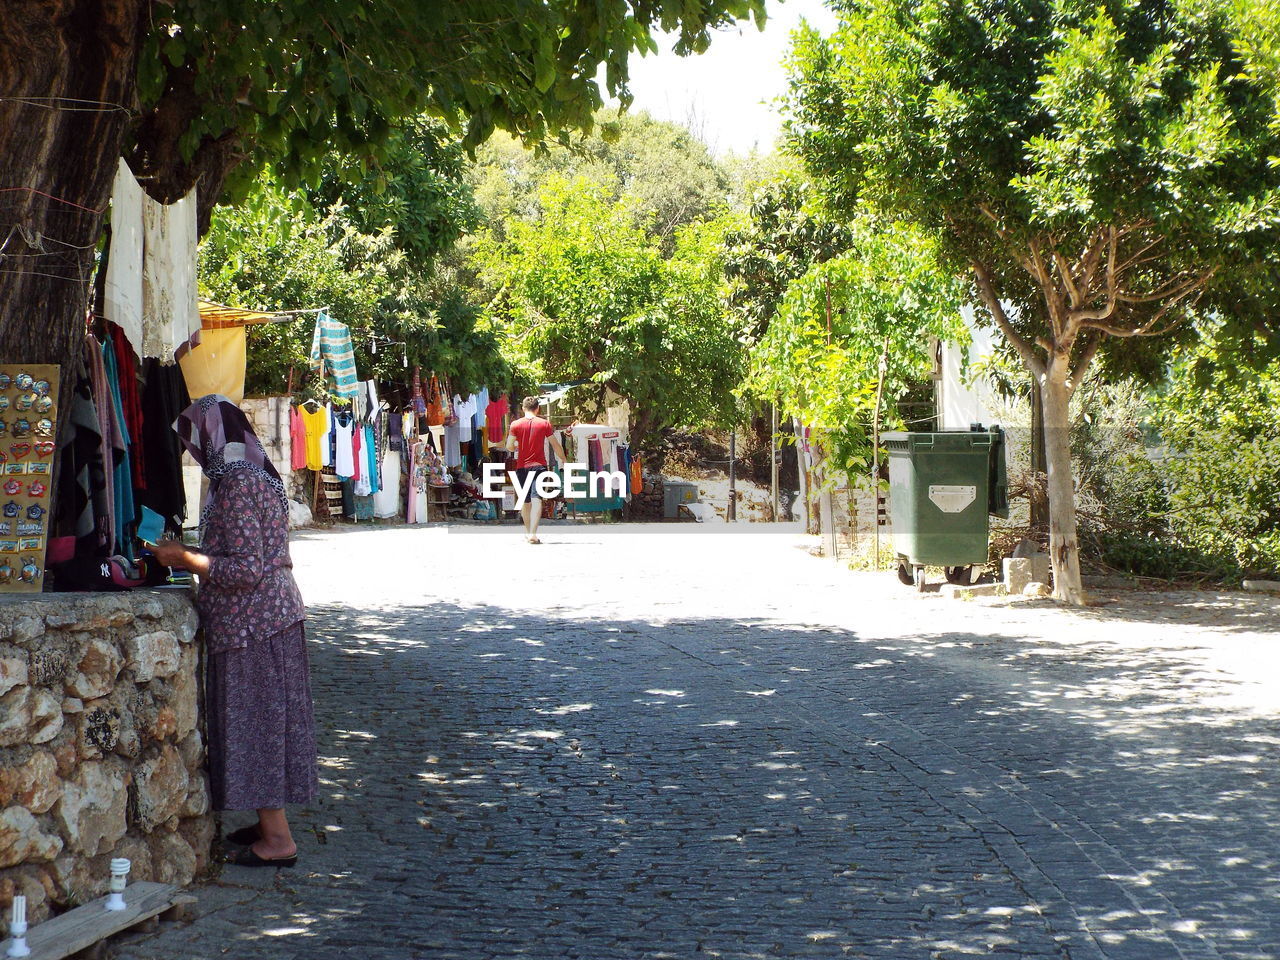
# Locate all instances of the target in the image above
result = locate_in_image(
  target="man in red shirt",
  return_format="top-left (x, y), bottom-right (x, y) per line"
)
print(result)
top-left (505, 396), bottom-right (567, 544)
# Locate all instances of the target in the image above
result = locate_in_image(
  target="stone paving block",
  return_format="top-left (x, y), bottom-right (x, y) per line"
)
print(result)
top-left (106, 527), bottom-right (1280, 960)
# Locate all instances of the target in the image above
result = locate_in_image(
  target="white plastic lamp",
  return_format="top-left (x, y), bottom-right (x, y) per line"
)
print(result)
top-left (104, 858), bottom-right (131, 911)
top-left (6, 894), bottom-right (30, 958)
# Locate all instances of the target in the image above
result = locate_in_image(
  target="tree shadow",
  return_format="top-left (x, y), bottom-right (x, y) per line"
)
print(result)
top-left (112, 599), bottom-right (1280, 960)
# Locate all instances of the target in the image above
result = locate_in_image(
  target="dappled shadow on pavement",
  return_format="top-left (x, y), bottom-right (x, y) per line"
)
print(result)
top-left (1046, 587), bottom-right (1280, 636)
top-left (112, 596), bottom-right (1280, 960)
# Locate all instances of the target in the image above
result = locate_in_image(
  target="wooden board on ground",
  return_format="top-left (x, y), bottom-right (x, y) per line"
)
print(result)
top-left (1, 882), bottom-right (195, 960)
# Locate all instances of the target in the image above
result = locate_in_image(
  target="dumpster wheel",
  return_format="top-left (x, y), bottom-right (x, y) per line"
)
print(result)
top-left (944, 565), bottom-right (976, 585)
top-left (896, 560), bottom-right (914, 586)
top-left (913, 565), bottom-right (927, 592)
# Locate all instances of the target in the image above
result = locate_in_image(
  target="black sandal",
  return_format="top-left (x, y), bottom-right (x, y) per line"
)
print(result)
top-left (224, 825), bottom-right (261, 846)
top-left (230, 846), bottom-right (297, 868)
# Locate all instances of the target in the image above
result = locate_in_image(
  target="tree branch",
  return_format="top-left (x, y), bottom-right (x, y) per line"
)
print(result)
top-left (1052, 248), bottom-right (1084, 309)
top-left (1112, 236), bottom-right (1164, 277)
top-left (977, 202), bottom-right (1014, 242)
top-left (1079, 271), bottom-right (1210, 337)
top-left (1077, 228), bottom-right (1107, 293)
top-left (1025, 237), bottom-right (1065, 341)
top-left (1068, 329), bottom-right (1101, 393)
top-left (971, 260), bottom-right (1044, 377)
top-left (1113, 271), bottom-right (1204, 304)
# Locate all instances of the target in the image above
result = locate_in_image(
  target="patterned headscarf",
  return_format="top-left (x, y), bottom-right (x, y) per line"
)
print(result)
top-left (173, 395), bottom-right (289, 527)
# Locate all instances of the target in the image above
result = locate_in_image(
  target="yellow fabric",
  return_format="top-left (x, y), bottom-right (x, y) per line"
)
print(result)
top-left (178, 327), bottom-right (246, 404)
top-left (300, 406), bottom-right (327, 471)
top-left (198, 299), bottom-right (274, 328)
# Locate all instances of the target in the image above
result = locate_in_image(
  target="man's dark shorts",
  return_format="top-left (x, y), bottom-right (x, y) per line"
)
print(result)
top-left (514, 465), bottom-right (553, 500)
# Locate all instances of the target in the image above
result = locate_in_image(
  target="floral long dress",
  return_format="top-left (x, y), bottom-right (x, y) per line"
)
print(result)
top-left (199, 464), bottom-right (317, 810)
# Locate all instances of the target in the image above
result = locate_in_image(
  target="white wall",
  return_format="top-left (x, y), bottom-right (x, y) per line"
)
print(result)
top-left (937, 305), bottom-right (1001, 430)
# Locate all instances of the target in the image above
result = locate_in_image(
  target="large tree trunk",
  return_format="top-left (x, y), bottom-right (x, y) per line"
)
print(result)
top-left (0, 0), bottom-right (147, 370)
top-left (1028, 385), bottom-right (1048, 540)
top-left (1040, 363), bottom-right (1085, 604)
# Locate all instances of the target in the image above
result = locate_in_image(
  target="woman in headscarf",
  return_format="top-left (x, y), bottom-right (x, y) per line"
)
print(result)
top-left (150, 395), bottom-right (316, 868)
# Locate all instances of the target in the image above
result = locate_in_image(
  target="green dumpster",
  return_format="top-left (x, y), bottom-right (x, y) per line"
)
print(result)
top-left (883, 427), bottom-right (1007, 590)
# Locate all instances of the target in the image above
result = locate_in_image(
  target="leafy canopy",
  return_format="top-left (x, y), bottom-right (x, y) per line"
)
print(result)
top-left (310, 118), bottom-right (481, 272)
top-left (784, 0), bottom-right (1280, 360)
top-left (748, 221), bottom-right (966, 475)
top-left (1147, 320), bottom-right (1280, 577)
top-left (722, 166), bottom-right (853, 343)
top-left (132, 0), bottom-right (767, 207)
top-left (474, 175), bottom-right (742, 445)
top-left (200, 170), bottom-right (508, 397)
top-left (470, 110), bottom-right (729, 246)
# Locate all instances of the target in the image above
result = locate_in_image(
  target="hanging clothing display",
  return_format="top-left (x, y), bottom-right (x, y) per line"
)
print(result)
top-left (388, 406), bottom-right (403, 452)
top-left (362, 380), bottom-right (379, 419)
top-left (109, 325), bottom-right (146, 491)
top-left (85, 335), bottom-right (117, 549)
top-left (54, 378), bottom-right (110, 553)
top-left (485, 395), bottom-right (510, 443)
top-left (373, 450), bottom-right (401, 518)
top-left (425, 375), bottom-right (445, 426)
top-left (138, 358), bottom-right (190, 531)
top-left (100, 339), bottom-right (136, 557)
top-left (289, 406), bottom-right (307, 471)
top-left (473, 387), bottom-right (489, 436)
top-left (408, 439), bottom-right (437, 524)
top-left (308, 311), bottom-right (359, 397)
top-left (375, 405), bottom-right (390, 488)
top-left (452, 394), bottom-right (477, 441)
top-left (333, 411), bottom-right (356, 479)
top-left (364, 424), bottom-right (379, 494)
top-left (443, 422), bottom-right (461, 468)
top-left (351, 424), bottom-right (362, 483)
top-left (105, 159), bottom-right (145, 356)
top-left (412, 367), bottom-right (426, 416)
top-left (320, 468), bottom-right (344, 518)
top-left (141, 186), bottom-right (201, 362)
top-left (178, 326), bottom-right (247, 405)
top-left (299, 402), bottom-right (329, 470)
top-left (272, 374), bottom-right (510, 527)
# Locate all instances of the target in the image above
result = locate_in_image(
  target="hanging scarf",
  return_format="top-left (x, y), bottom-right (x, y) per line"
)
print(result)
top-left (172, 394), bottom-right (288, 532)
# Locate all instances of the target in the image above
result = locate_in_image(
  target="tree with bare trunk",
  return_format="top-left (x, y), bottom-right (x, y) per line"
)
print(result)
top-left (0, 0), bottom-right (766, 377)
top-left (784, 0), bottom-right (1280, 604)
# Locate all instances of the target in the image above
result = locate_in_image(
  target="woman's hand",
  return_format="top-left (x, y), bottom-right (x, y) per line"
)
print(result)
top-left (148, 539), bottom-right (190, 568)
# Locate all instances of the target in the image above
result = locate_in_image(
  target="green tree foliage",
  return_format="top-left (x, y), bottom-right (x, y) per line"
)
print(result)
top-left (471, 110), bottom-right (728, 244)
top-left (0, 0), bottom-right (767, 378)
top-left (748, 222), bottom-right (966, 475)
top-left (784, 0), bottom-right (1280, 602)
top-left (1146, 324), bottom-right (1280, 578)
top-left (1234, 0), bottom-right (1280, 141)
top-left (311, 119), bottom-right (480, 271)
top-left (200, 172), bottom-right (508, 397)
top-left (722, 168), bottom-right (852, 342)
top-left (475, 176), bottom-right (741, 448)
top-left (128, 0), bottom-right (768, 213)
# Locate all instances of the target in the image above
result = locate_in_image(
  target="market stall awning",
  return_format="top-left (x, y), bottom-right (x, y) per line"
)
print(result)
top-left (198, 299), bottom-right (277, 329)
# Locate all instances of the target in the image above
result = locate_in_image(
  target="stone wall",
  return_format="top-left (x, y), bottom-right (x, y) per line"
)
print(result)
top-left (0, 591), bottom-right (212, 922)
top-left (241, 397), bottom-right (306, 501)
top-left (625, 472), bottom-right (665, 521)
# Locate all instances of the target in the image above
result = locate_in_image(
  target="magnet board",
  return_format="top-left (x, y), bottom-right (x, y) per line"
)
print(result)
top-left (0, 364), bottom-right (60, 592)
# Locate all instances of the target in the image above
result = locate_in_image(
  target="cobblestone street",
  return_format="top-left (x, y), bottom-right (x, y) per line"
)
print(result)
top-left (110, 523), bottom-right (1280, 960)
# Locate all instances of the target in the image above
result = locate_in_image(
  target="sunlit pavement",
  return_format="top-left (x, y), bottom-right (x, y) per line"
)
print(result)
top-left (110, 522), bottom-right (1280, 959)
